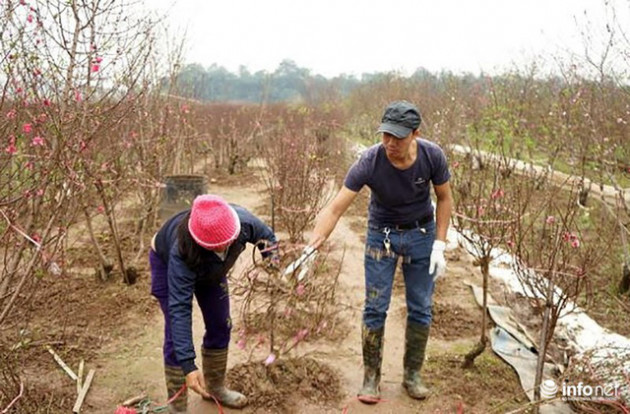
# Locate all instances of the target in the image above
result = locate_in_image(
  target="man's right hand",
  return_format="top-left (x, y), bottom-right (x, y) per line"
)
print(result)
top-left (185, 369), bottom-right (211, 398)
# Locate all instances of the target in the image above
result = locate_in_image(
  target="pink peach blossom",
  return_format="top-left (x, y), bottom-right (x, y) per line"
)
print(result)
top-left (264, 353), bottom-right (276, 366)
top-left (236, 338), bottom-right (246, 350)
top-left (491, 188), bottom-right (505, 199)
top-left (295, 329), bottom-right (308, 342)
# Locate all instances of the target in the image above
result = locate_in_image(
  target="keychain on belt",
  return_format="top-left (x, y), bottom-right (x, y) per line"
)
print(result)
top-left (383, 228), bottom-right (391, 254)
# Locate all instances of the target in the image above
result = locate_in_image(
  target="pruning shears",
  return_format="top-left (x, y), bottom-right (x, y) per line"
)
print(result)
top-left (283, 245), bottom-right (318, 282)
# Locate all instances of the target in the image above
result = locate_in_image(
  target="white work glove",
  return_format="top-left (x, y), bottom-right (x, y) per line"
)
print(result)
top-left (283, 245), bottom-right (318, 282)
top-left (429, 240), bottom-right (447, 282)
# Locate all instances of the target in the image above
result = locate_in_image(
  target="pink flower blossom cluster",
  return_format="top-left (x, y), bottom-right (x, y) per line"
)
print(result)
top-left (562, 232), bottom-right (580, 248)
top-left (91, 56), bottom-right (103, 72)
top-left (491, 188), bottom-right (505, 199)
top-left (5, 135), bottom-right (17, 155)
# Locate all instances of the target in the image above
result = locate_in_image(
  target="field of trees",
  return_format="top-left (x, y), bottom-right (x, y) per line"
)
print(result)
top-left (1, 0), bottom-right (629, 413)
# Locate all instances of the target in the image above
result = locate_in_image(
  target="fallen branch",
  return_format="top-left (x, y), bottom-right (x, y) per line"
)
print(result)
top-left (72, 369), bottom-right (95, 413)
top-left (1, 381), bottom-right (24, 414)
top-left (10, 339), bottom-right (65, 351)
top-left (46, 345), bottom-right (78, 381)
top-left (122, 393), bottom-right (147, 407)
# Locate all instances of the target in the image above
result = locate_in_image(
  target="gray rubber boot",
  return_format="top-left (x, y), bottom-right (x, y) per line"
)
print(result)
top-left (164, 365), bottom-right (187, 413)
top-left (357, 325), bottom-right (385, 404)
top-left (202, 347), bottom-right (248, 409)
top-left (402, 321), bottom-right (431, 399)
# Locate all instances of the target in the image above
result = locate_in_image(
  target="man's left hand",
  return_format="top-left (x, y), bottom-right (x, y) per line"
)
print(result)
top-left (429, 240), bottom-right (447, 282)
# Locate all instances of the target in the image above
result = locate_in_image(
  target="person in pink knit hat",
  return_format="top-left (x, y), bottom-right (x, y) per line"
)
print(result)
top-left (149, 194), bottom-right (279, 413)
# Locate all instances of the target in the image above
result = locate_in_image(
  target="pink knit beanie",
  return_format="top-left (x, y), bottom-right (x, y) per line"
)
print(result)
top-left (188, 195), bottom-right (241, 250)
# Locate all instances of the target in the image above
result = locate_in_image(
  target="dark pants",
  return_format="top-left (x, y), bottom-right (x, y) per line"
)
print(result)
top-left (149, 250), bottom-right (231, 367)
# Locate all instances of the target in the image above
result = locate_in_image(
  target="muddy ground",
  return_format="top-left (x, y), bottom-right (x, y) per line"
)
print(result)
top-left (4, 170), bottom-right (625, 413)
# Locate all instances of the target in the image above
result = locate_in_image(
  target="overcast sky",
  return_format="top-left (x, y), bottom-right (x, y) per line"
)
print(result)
top-left (148, 0), bottom-right (627, 77)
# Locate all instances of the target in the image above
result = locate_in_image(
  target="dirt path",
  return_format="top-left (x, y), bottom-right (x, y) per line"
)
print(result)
top-left (87, 179), bottom-right (526, 414)
top-left (450, 144), bottom-right (630, 207)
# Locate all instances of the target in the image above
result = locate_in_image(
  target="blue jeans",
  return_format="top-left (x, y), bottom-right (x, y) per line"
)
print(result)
top-left (363, 221), bottom-right (435, 330)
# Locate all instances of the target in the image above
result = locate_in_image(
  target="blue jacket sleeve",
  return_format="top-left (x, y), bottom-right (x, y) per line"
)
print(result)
top-left (167, 244), bottom-right (198, 375)
top-left (234, 206), bottom-right (278, 256)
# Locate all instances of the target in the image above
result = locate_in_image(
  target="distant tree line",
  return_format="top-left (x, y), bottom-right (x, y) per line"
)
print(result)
top-left (163, 59), bottom-right (469, 103)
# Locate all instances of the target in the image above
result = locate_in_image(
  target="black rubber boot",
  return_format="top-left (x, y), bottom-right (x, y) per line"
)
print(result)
top-left (402, 321), bottom-right (431, 399)
top-left (357, 325), bottom-right (384, 404)
top-left (202, 347), bottom-right (248, 409)
top-left (164, 364), bottom-right (187, 413)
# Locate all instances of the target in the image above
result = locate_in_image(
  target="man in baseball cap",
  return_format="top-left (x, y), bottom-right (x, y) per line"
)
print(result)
top-left (306, 100), bottom-right (453, 404)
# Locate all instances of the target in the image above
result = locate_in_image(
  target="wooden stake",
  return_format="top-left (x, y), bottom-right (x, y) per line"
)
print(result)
top-left (72, 369), bottom-right (95, 413)
top-left (76, 360), bottom-right (84, 394)
top-left (45, 346), bottom-right (77, 381)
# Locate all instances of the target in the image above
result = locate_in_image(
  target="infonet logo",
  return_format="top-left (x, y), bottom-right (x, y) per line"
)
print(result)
top-left (540, 379), bottom-right (621, 401)
top-left (540, 379), bottom-right (558, 399)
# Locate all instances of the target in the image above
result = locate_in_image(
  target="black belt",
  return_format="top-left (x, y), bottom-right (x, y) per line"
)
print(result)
top-left (371, 215), bottom-right (433, 231)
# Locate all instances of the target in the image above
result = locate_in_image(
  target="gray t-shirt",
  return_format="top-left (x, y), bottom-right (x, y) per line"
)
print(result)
top-left (344, 138), bottom-right (450, 226)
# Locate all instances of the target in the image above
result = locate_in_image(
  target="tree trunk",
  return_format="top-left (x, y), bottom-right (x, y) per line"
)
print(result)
top-left (532, 274), bottom-right (556, 414)
top-left (463, 257), bottom-right (490, 368)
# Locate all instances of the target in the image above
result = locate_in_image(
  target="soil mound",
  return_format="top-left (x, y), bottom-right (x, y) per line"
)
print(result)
top-left (226, 357), bottom-right (343, 412)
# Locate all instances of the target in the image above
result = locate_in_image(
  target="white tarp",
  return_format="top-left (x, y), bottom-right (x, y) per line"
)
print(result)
top-left (448, 226), bottom-right (630, 402)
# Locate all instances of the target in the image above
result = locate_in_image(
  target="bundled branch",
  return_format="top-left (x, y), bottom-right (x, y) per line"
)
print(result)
top-left (231, 244), bottom-right (343, 363)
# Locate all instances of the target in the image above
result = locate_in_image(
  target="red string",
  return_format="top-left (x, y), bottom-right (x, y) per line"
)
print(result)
top-left (203, 392), bottom-right (225, 414)
top-left (165, 385), bottom-right (187, 405)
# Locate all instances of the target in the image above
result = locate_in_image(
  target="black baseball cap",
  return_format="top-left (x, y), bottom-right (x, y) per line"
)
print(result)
top-left (376, 101), bottom-right (422, 139)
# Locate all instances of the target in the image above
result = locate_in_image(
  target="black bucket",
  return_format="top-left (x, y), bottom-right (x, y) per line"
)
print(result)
top-left (159, 175), bottom-right (208, 221)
